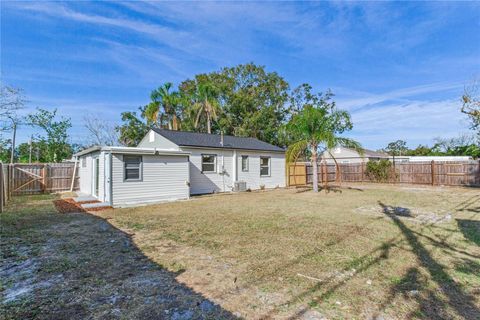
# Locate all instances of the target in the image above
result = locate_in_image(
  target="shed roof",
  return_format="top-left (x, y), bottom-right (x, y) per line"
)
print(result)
top-left (152, 128), bottom-right (285, 152)
top-left (73, 146), bottom-right (190, 157)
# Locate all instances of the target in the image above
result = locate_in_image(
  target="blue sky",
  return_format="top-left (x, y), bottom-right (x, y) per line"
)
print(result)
top-left (1, 1), bottom-right (479, 149)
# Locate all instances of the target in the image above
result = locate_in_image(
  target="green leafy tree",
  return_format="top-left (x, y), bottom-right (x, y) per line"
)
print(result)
top-left (405, 145), bottom-right (432, 156)
top-left (28, 108), bottom-right (73, 162)
top-left (144, 83), bottom-right (181, 130)
top-left (16, 140), bottom-right (49, 163)
top-left (0, 138), bottom-right (12, 163)
top-left (385, 140), bottom-right (408, 162)
top-left (116, 111), bottom-right (148, 147)
top-left (192, 83), bottom-right (221, 134)
top-left (179, 63), bottom-right (289, 145)
top-left (286, 89), bottom-right (361, 193)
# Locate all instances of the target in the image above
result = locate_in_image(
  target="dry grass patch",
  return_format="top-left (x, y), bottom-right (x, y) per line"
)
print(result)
top-left (94, 185), bottom-right (480, 319)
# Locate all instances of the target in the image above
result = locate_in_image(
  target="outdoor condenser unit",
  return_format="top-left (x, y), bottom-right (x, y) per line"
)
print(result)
top-left (233, 181), bottom-right (247, 192)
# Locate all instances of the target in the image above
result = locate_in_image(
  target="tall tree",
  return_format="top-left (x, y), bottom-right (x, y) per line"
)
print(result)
top-left (286, 89), bottom-right (361, 193)
top-left (179, 63), bottom-right (289, 145)
top-left (192, 83), bottom-right (221, 134)
top-left (116, 111), bottom-right (148, 147)
top-left (83, 114), bottom-right (119, 146)
top-left (0, 86), bottom-right (26, 163)
top-left (28, 108), bottom-right (72, 162)
top-left (144, 83), bottom-right (181, 130)
top-left (385, 140), bottom-right (408, 162)
top-left (461, 79), bottom-right (480, 138)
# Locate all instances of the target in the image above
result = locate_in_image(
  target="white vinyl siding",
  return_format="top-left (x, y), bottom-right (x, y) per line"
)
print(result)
top-left (183, 147), bottom-right (233, 195)
top-left (111, 154), bottom-right (189, 206)
top-left (137, 129), bottom-right (180, 149)
top-left (237, 152), bottom-right (285, 190)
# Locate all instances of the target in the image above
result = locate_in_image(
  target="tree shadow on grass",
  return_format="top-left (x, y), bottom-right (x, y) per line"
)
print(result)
top-left (378, 201), bottom-right (479, 320)
top-left (1, 209), bottom-right (239, 320)
top-left (456, 219), bottom-right (480, 246)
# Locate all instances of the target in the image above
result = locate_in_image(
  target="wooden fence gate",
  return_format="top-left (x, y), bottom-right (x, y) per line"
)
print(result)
top-left (10, 163), bottom-right (79, 196)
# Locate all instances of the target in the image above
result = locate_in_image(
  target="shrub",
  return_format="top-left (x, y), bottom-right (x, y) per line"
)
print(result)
top-left (365, 159), bottom-right (397, 182)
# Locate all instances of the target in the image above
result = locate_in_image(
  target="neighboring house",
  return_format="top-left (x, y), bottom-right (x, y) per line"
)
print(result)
top-left (138, 128), bottom-right (286, 195)
top-left (322, 147), bottom-right (389, 164)
top-left (75, 129), bottom-right (285, 207)
top-left (393, 155), bottom-right (473, 162)
top-left (321, 147), bottom-right (473, 164)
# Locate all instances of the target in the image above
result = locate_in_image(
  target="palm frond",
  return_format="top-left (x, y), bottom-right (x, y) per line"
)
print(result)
top-left (335, 137), bottom-right (364, 156)
top-left (286, 140), bottom-right (308, 163)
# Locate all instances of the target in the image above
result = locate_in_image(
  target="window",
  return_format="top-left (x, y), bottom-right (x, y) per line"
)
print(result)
top-left (124, 155), bottom-right (142, 181)
top-left (241, 155), bottom-right (249, 172)
top-left (81, 158), bottom-right (86, 168)
top-left (260, 157), bottom-right (270, 176)
top-left (201, 154), bottom-right (216, 173)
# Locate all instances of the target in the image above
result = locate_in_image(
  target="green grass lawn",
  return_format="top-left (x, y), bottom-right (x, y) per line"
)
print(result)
top-left (1, 185), bottom-right (479, 319)
top-left (94, 185), bottom-right (480, 319)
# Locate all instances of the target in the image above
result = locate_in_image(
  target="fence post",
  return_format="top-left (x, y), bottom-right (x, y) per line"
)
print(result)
top-left (361, 162), bottom-right (364, 182)
top-left (42, 164), bottom-right (47, 193)
top-left (0, 163), bottom-right (3, 213)
top-left (431, 160), bottom-right (435, 186)
top-left (478, 160), bottom-right (480, 185)
top-left (8, 164), bottom-right (13, 200)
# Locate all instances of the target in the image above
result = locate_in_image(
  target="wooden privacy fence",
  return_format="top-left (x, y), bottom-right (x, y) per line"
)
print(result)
top-left (0, 162), bottom-right (79, 211)
top-left (288, 161), bottom-right (480, 187)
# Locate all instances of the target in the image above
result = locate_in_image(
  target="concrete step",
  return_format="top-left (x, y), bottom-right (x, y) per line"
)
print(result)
top-left (81, 202), bottom-right (111, 209)
top-left (73, 195), bottom-right (98, 203)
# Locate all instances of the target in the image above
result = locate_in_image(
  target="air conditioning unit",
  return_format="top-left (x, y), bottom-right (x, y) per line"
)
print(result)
top-left (233, 181), bottom-right (247, 192)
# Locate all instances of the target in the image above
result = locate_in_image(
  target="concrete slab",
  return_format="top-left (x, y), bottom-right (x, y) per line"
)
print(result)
top-left (73, 195), bottom-right (97, 203)
top-left (81, 202), bottom-right (111, 209)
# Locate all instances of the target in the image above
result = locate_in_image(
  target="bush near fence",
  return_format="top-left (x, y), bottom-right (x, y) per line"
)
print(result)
top-left (288, 160), bottom-right (480, 187)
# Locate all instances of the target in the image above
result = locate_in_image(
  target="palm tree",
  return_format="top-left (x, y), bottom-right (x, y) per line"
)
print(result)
top-left (144, 83), bottom-right (181, 130)
top-left (286, 104), bottom-right (362, 193)
top-left (192, 83), bottom-right (220, 134)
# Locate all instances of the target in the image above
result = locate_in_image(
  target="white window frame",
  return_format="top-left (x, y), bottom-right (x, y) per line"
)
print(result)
top-left (241, 155), bottom-right (249, 172)
top-left (123, 155), bottom-right (143, 182)
top-left (260, 156), bottom-right (270, 177)
top-left (201, 154), bottom-right (217, 173)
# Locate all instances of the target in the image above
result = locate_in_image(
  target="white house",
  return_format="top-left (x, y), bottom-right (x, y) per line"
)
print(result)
top-left (138, 128), bottom-right (286, 195)
top-left (75, 129), bottom-right (286, 207)
top-left (322, 147), bottom-right (389, 164)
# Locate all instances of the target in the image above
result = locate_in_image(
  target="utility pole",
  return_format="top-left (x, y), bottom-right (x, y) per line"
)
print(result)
top-left (29, 135), bottom-right (33, 163)
top-left (9, 121), bottom-right (16, 164)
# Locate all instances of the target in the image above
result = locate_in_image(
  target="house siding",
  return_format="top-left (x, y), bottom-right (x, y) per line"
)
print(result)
top-left (237, 151), bottom-right (285, 190)
top-left (111, 154), bottom-right (189, 206)
top-left (138, 130), bottom-right (180, 149)
top-left (182, 147), bottom-right (234, 195)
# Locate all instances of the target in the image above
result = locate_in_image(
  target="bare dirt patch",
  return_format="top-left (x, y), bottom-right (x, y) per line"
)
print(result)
top-left (1, 195), bottom-right (237, 320)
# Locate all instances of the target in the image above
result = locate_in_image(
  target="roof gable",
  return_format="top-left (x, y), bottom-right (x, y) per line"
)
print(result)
top-left (151, 128), bottom-right (285, 152)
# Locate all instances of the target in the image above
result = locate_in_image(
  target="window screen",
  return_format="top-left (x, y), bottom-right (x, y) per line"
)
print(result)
top-left (260, 157), bottom-right (270, 176)
top-left (241, 156), bottom-right (249, 172)
top-left (201, 154), bottom-right (216, 173)
top-left (124, 155), bottom-right (142, 181)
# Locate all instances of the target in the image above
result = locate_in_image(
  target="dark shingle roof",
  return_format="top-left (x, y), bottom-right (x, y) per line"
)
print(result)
top-left (152, 128), bottom-right (285, 152)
